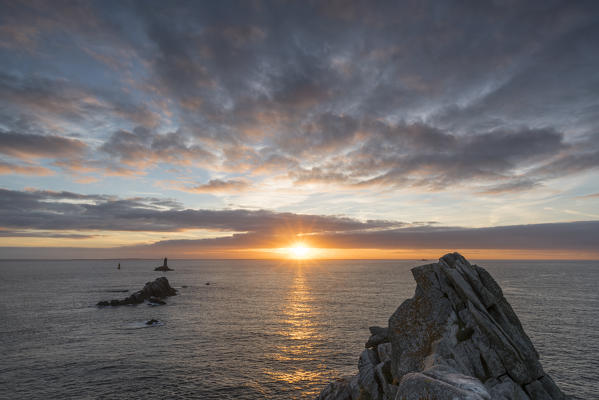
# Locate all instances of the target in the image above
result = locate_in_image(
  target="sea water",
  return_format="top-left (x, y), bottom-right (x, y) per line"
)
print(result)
top-left (0, 259), bottom-right (597, 399)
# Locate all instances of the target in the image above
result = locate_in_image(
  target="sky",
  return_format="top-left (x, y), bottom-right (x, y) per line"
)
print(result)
top-left (0, 0), bottom-right (598, 259)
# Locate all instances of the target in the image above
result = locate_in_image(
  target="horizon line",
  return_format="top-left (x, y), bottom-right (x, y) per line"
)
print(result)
top-left (1, 257), bottom-right (598, 262)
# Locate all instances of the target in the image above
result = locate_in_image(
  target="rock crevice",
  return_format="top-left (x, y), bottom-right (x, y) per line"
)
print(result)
top-left (317, 253), bottom-right (569, 400)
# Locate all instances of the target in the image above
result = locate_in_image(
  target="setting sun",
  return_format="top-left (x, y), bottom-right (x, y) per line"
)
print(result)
top-left (289, 243), bottom-right (311, 259)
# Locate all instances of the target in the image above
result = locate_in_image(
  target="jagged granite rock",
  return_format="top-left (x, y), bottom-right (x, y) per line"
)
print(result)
top-left (366, 326), bottom-right (390, 348)
top-left (317, 253), bottom-right (569, 400)
top-left (97, 277), bottom-right (176, 306)
top-left (319, 376), bottom-right (360, 400)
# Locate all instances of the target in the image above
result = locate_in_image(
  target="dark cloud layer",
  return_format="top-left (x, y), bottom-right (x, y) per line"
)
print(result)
top-left (0, 72), bottom-right (160, 129)
top-left (0, 189), bottom-right (597, 256)
top-left (131, 220), bottom-right (598, 253)
top-left (0, 188), bottom-right (399, 233)
top-left (0, 0), bottom-right (598, 193)
top-left (311, 222), bottom-right (599, 251)
top-left (99, 127), bottom-right (215, 171)
top-left (0, 130), bottom-right (86, 159)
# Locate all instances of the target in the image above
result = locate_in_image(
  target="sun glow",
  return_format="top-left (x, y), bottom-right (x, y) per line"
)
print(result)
top-left (288, 243), bottom-right (311, 259)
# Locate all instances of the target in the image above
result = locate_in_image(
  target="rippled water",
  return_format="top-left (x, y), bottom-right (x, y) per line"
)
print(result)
top-left (0, 259), bottom-right (597, 399)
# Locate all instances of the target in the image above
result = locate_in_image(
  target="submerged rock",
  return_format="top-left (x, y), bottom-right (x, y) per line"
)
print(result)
top-left (97, 277), bottom-right (176, 307)
top-left (148, 296), bottom-right (166, 305)
top-left (317, 253), bottom-right (569, 400)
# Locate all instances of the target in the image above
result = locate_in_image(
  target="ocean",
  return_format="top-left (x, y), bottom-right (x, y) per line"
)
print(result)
top-left (0, 259), bottom-right (597, 399)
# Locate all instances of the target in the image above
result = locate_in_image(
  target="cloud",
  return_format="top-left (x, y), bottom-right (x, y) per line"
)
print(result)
top-left (11, 119), bottom-right (565, 191)
top-left (1, 188), bottom-right (597, 257)
top-left (0, 161), bottom-right (54, 176)
top-left (308, 222), bottom-right (599, 251)
top-left (0, 0), bottom-right (598, 206)
top-left (126, 220), bottom-right (599, 255)
top-left (0, 230), bottom-right (95, 239)
top-left (185, 179), bottom-right (250, 194)
top-left (99, 127), bottom-right (215, 171)
top-left (0, 188), bottom-right (400, 233)
top-left (0, 130), bottom-right (86, 160)
top-left (526, 150), bottom-right (599, 180)
top-left (4, 220), bottom-right (597, 259)
top-left (285, 124), bottom-right (567, 191)
top-left (0, 126), bottom-right (217, 178)
top-left (476, 179), bottom-right (541, 195)
top-left (0, 73), bottom-right (160, 129)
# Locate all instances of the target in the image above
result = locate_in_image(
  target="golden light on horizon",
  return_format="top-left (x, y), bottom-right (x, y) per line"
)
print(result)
top-left (288, 242), bottom-right (311, 259)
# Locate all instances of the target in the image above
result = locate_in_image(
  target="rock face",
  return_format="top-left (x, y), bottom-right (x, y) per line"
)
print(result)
top-left (97, 277), bottom-right (176, 306)
top-left (317, 253), bottom-right (569, 400)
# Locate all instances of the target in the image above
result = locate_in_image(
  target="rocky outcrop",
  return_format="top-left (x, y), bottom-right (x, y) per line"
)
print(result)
top-left (155, 257), bottom-right (173, 271)
top-left (317, 253), bottom-right (569, 400)
top-left (97, 277), bottom-right (176, 306)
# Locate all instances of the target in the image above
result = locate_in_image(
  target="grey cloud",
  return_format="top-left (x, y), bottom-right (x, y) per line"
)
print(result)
top-left (0, 73), bottom-right (160, 129)
top-left (0, 130), bottom-right (87, 159)
top-left (289, 167), bottom-right (350, 185)
top-left (476, 179), bottom-right (541, 195)
top-left (526, 150), bottom-right (599, 180)
top-left (1, 186), bottom-right (596, 257)
top-left (0, 126), bottom-right (217, 177)
top-left (2, 220), bottom-right (596, 259)
top-left (309, 221), bottom-right (599, 251)
top-left (0, 1), bottom-right (598, 194)
top-left (157, 220), bottom-right (598, 252)
top-left (276, 113), bottom-right (360, 154)
top-left (0, 230), bottom-right (96, 239)
top-left (99, 127), bottom-right (215, 171)
top-left (431, 15), bottom-right (599, 134)
top-left (291, 124), bottom-right (567, 191)
top-left (187, 179), bottom-right (250, 194)
top-left (0, 188), bottom-right (400, 233)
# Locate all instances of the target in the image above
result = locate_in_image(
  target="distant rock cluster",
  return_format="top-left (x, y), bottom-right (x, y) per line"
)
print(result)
top-left (97, 277), bottom-right (176, 307)
top-left (317, 253), bottom-right (569, 400)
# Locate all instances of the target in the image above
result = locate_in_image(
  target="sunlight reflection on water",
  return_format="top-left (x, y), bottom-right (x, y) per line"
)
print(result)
top-left (0, 259), bottom-right (596, 399)
top-left (265, 266), bottom-right (327, 388)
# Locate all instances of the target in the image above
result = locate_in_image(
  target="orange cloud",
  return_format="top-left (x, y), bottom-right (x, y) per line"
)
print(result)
top-left (185, 179), bottom-right (250, 194)
top-left (0, 161), bottom-right (54, 176)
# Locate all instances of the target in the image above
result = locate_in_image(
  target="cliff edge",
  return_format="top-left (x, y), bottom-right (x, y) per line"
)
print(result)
top-left (317, 253), bottom-right (569, 400)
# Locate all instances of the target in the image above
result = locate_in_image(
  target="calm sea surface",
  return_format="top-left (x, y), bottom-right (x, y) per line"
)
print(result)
top-left (0, 259), bottom-right (597, 399)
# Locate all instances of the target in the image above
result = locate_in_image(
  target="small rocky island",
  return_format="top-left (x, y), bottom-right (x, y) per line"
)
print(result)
top-left (155, 257), bottom-right (173, 271)
top-left (97, 277), bottom-right (176, 307)
top-left (317, 253), bottom-right (569, 400)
